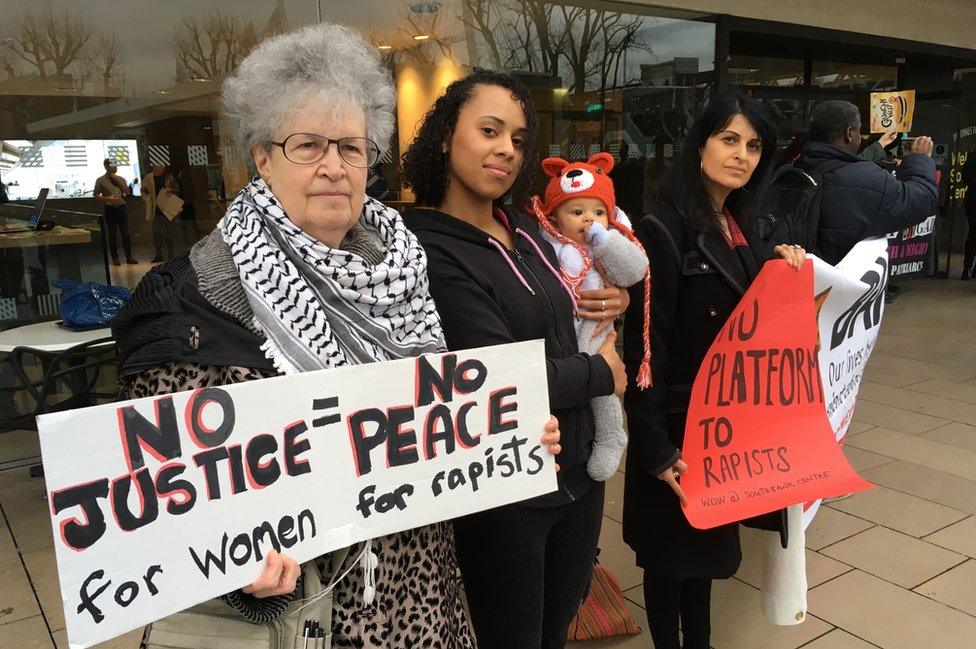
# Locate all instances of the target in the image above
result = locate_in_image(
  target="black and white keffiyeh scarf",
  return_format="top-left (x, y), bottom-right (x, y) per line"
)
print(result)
top-left (219, 177), bottom-right (445, 374)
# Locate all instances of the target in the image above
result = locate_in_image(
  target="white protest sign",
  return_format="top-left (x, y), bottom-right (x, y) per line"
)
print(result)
top-left (802, 238), bottom-right (888, 527)
top-left (39, 340), bottom-right (554, 648)
top-left (756, 240), bottom-right (887, 624)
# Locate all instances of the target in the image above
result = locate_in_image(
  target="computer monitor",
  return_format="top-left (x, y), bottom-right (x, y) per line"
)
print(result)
top-left (27, 188), bottom-right (49, 230)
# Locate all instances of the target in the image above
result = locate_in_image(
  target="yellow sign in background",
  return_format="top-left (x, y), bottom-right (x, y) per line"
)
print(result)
top-left (870, 90), bottom-right (916, 133)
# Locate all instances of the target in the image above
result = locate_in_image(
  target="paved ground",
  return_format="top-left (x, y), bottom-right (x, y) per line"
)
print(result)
top-left (1, 272), bottom-right (975, 648)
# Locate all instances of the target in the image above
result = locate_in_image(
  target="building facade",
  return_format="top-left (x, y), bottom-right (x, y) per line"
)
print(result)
top-left (0, 0), bottom-right (973, 308)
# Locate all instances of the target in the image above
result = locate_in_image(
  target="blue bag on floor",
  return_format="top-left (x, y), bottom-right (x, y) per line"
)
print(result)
top-left (54, 279), bottom-right (131, 328)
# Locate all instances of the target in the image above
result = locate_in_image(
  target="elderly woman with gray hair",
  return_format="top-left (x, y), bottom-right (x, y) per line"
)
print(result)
top-left (113, 23), bottom-right (539, 646)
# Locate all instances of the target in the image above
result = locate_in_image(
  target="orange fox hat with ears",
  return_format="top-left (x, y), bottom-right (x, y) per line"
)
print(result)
top-left (540, 152), bottom-right (617, 220)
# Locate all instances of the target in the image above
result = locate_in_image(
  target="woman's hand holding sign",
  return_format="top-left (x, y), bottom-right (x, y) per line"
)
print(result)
top-left (542, 415), bottom-right (561, 471)
top-left (773, 244), bottom-right (807, 270)
top-left (657, 459), bottom-right (689, 507)
top-left (243, 549), bottom-right (300, 598)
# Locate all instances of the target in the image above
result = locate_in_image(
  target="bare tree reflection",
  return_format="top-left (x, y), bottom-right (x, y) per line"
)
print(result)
top-left (458, 0), bottom-right (649, 92)
top-left (0, 3), bottom-right (128, 93)
top-left (368, 1), bottom-right (463, 67)
top-left (173, 11), bottom-right (259, 83)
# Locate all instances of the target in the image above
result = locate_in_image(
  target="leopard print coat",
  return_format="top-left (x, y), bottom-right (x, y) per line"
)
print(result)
top-left (122, 363), bottom-right (476, 649)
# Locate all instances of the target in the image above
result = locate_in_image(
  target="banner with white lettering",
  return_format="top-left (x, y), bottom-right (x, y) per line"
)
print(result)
top-left (887, 215), bottom-right (935, 279)
top-left (39, 341), bottom-right (554, 648)
top-left (802, 238), bottom-right (888, 527)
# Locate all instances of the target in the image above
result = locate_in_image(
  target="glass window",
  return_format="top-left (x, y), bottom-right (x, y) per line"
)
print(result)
top-left (727, 55), bottom-right (804, 88)
top-left (811, 62), bottom-right (897, 90)
top-left (334, 0), bottom-right (714, 215)
top-left (0, 1), bottom-right (713, 301)
top-left (0, 1), bottom-right (320, 296)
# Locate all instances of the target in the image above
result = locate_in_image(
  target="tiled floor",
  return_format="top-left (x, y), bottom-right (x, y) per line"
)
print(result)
top-left (2, 273), bottom-right (976, 648)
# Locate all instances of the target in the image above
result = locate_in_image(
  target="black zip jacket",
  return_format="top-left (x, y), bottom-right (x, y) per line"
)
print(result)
top-left (799, 141), bottom-right (938, 265)
top-left (403, 206), bottom-right (615, 506)
top-left (112, 253), bottom-right (274, 376)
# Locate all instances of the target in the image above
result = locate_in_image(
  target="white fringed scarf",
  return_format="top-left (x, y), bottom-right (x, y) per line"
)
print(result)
top-left (219, 177), bottom-right (445, 375)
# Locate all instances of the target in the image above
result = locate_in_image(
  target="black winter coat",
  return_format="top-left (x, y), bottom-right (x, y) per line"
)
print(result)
top-left (799, 142), bottom-right (938, 265)
top-left (403, 207), bottom-right (614, 507)
top-left (621, 201), bottom-right (767, 579)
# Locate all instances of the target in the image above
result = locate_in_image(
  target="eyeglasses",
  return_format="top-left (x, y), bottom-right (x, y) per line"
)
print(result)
top-left (270, 133), bottom-right (380, 168)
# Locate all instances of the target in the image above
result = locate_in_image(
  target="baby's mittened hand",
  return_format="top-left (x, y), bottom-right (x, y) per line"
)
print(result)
top-left (586, 221), bottom-right (612, 247)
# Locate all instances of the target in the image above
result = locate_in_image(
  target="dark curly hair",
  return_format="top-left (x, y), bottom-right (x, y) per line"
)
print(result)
top-left (401, 68), bottom-right (540, 207)
top-left (661, 87), bottom-right (778, 233)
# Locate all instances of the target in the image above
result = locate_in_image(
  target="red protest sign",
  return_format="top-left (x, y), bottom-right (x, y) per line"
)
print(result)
top-left (681, 261), bottom-right (871, 530)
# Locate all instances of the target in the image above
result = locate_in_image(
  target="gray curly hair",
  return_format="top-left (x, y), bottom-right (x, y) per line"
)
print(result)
top-left (221, 23), bottom-right (395, 157)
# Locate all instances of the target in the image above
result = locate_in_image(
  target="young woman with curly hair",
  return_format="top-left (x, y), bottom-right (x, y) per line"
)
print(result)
top-left (401, 69), bottom-right (629, 649)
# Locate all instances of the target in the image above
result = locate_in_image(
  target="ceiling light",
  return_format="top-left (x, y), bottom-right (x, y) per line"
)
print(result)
top-left (409, 2), bottom-right (441, 13)
top-left (413, 34), bottom-right (430, 41)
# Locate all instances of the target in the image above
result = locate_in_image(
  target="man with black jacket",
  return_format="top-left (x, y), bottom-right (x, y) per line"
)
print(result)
top-left (799, 100), bottom-right (938, 265)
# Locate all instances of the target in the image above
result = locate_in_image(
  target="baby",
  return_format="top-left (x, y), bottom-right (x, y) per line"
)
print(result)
top-left (531, 152), bottom-right (651, 481)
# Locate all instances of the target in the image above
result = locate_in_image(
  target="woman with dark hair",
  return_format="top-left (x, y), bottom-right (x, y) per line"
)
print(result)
top-left (620, 88), bottom-right (805, 649)
top-left (401, 68), bottom-right (628, 649)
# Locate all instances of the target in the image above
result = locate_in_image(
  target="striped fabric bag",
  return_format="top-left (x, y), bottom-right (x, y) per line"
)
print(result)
top-left (567, 561), bottom-right (642, 640)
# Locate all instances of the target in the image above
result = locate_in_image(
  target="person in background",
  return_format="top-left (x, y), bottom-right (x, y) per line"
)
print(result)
top-left (141, 162), bottom-right (179, 263)
top-left (401, 68), bottom-right (628, 649)
top-left (859, 129), bottom-right (899, 163)
top-left (961, 149), bottom-right (976, 279)
top-left (776, 128), bottom-right (808, 168)
top-left (0, 171), bottom-right (25, 309)
top-left (93, 158), bottom-right (137, 265)
top-left (366, 162), bottom-right (391, 201)
top-left (859, 129), bottom-right (900, 301)
top-left (610, 141), bottom-right (645, 218)
top-left (797, 101), bottom-right (937, 265)
top-left (177, 165), bottom-right (202, 251)
top-left (622, 88), bottom-right (802, 649)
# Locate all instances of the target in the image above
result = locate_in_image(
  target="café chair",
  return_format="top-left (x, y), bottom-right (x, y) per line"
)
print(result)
top-left (0, 337), bottom-right (118, 474)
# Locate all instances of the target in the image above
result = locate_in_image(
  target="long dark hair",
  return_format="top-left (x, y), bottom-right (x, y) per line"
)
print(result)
top-left (401, 68), bottom-right (540, 207)
top-left (661, 88), bottom-right (777, 232)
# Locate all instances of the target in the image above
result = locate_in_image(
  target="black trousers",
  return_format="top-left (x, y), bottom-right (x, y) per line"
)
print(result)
top-left (104, 205), bottom-right (133, 261)
top-left (642, 573), bottom-right (712, 649)
top-left (453, 481), bottom-right (605, 649)
top-left (964, 199), bottom-right (976, 277)
top-left (152, 211), bottom-right (175, 259)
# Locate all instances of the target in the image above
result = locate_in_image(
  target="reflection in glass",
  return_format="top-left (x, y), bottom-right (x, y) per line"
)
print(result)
top-left (343, 1), bottom-right (713, 210)
top-left (727, 56), bottom-right (804, 87)
top-left (811, 62), bottom-right (897, 90)
top-left (0, 0), bottom-right (716, 290)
